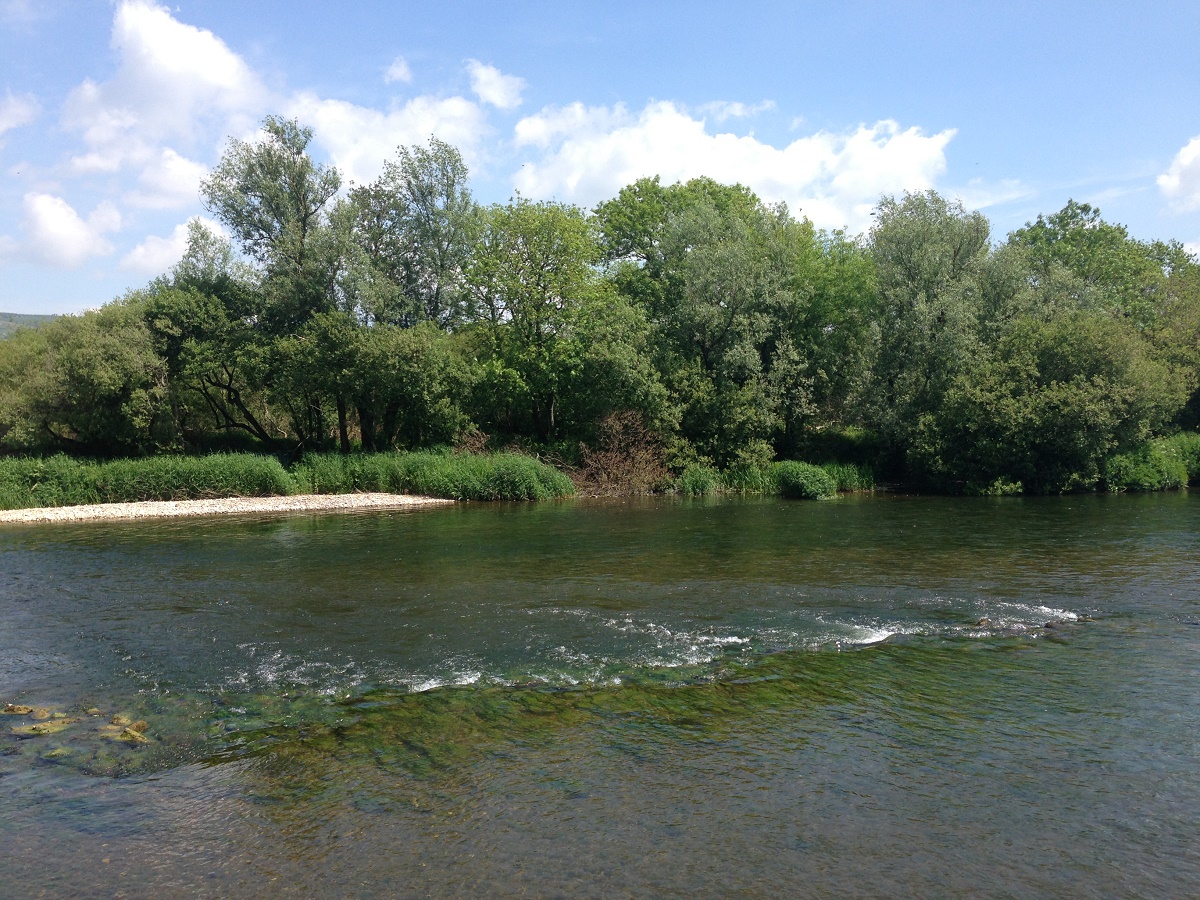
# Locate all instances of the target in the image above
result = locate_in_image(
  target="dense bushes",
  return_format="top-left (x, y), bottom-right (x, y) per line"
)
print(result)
top-left (1104, 432), bottom-right (1200, 492)
top-left (675, 459), bottom-right (860, 499)
top-left (776, 462), bottom-right (838, 499)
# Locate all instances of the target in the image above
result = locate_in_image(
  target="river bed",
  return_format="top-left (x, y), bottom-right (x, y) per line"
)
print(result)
top-left (2, 493), bottom-right (1198, 896)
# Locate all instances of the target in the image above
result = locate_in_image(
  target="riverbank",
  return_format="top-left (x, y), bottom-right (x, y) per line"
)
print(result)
top-left (0, 492), bottom-right (451, 524)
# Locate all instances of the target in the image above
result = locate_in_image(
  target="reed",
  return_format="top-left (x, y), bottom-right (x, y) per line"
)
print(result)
top-left (0, 453), bottom-right (295, 509)
top-left (290, 451), bottom-right (575, 501)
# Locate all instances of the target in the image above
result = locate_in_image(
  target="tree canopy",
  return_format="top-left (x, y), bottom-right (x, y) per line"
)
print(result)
top-left (2, 116), bottom-right (1198, 494)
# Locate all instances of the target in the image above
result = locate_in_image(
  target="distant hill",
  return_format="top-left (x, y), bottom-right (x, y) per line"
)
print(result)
top-left (0, 312), bottom-right (57, 338)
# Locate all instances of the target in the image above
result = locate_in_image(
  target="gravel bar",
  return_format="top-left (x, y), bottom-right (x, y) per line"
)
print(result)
top-left (0, 493), bottom-right (453, 524)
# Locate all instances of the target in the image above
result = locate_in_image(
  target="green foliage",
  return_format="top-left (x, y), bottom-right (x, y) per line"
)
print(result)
top-left (866, 191), bottom-right (990, 450)
top-left (819, 462), bottom-right (875, 492)
top-left (676, 464), bottom-right (720, 496)
top-left (1008, 200), bottom-right (1194, 327)
top-left (913, 312), bottom-right (1186, 493)
top-left (1104, 432), bottom-right (1200, 491)
top-left (0, 302), bottom-right (174, 456)
top-left (7, 123), bottom-right (1200, 499)
top-left (775, 461), bottom-right (838, 499)
top-left (345, 138), bottom-right (479, 327)
top-left (0, 453), bottom-right (294, 509)
top-left (290, 451), bottom-right (575, 501)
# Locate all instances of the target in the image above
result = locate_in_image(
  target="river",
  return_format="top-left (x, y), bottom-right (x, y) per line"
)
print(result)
top-left (2, 493), bottom-right (1198, 896)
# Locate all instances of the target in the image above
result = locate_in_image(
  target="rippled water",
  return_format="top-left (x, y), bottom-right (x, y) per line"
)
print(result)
top-left (2, 493), bottom-right (1199, 896)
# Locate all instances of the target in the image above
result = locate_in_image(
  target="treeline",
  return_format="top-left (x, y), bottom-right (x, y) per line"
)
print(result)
top-left (1, 115), bottom-right (1198, 494)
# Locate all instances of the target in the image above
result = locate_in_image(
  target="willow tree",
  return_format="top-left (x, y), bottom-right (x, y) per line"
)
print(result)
top-left (201, 116), bottom-right (343, 333)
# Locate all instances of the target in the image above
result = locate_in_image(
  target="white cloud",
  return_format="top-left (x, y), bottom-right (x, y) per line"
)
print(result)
top-left (696, 100), bottom-right (775, 123)
top-left (0, 91), bottom-right (39, 140)
top-left (121, 215), bottom-right (223, 275)
top-left (385, 56), bottom-right (413, 85)
top-left (512, 101), bottom-right (955, 231)
top-left (127, 147), bottom-right (209, 208)
top-left (950, 178), bottom-right (1033, 211)
top-left (1158, 136), bottom-right (1200, 212)
top-left (19, 193), bottom-right (121, 268)
top-left (289, 91), bottom-right (490, 185)
top-left (466, 60), bottom-right (525, 110)
top-left (62, 0), bottom-right (266, 172)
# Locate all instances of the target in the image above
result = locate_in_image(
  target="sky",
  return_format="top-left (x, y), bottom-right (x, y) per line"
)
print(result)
top-left (2, 0), bottom-right (1200, 314)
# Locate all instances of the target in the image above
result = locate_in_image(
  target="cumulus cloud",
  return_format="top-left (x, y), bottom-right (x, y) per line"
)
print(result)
top-left (1158, 136), bottom-right (1200, 212)
top-left (385, 56), bottom-right (413, 85)
top-left (466, 60), bottom-right (525, 110)
top-left (63, 0), bottom-right (265, 173)
top-left (126, 147), bottom-right (209, 208)
top-left (121, 215), bottom-right (223, 274)
top-left (18, 193), bottom-right (121, 268)
top-left (288, 91), bottom-right (490, 185)
top-left (512, 101), bottom-right (955, 231)
top-left (0, 91), bottom-right (39, 140)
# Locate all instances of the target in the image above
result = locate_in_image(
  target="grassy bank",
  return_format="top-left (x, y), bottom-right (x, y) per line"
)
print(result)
top-left (0, 450), bottom-right (574, 510)
top-left (291, 451), bottom-right (575, 502)
top-left (676, 460), bottom-right (875, 499)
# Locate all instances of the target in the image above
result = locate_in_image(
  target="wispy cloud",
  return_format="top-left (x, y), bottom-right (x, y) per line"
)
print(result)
top-left (384, 56), bottom-right (413, 85)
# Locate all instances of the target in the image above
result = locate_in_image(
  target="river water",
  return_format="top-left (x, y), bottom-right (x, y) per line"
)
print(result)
top-left (2, 493), bottom-right (1198, 896)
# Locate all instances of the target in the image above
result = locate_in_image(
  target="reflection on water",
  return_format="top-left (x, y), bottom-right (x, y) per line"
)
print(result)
top-left (2, 493), bottom-right (1199, 895)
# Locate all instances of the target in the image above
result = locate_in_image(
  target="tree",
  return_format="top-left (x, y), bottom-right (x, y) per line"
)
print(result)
top-left (201, 116), bottom-right (342, 331)
top-left (142, 223), bottom-right (280, 449)
top-left (464, 198), bottom-right (603, 442)
top-left (347, 138), bottom-right (479, 327)
top-left (1007, 200), bottom-right (1194, 327)
top-left (0, 303), bottom-right (172, 455)
top-left (866, 191), bottom-right (991, 453)
top-left (913, 312), bottom-right (1188, 492)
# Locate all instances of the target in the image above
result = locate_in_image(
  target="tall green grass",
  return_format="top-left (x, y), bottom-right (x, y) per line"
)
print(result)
top-left (0, 453), bottom-right (294, 510)
top-left (674, 459), bottom-right (870, 499)
top-left (817, 462), bottom-right (876, 492)
top-left (291, 451), bottom-right (575, 501)
top-left (0, 449), bottom-right (575, 510)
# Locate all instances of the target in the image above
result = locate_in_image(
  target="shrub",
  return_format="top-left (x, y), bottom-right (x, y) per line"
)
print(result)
top-left (819, 462), bottom-right (875, 492)
top-left (677, 464), bottom-right (720, 496)
top-left (775, 461), bottom-right (837, 500)
top-left (1104, 431), bottom-right (1200, 492)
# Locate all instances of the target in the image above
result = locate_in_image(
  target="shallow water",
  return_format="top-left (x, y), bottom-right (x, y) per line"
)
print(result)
top-left (2, 493), bottom-right (1199, 896)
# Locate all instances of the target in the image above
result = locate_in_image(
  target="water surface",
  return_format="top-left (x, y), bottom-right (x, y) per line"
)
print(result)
top-left (2, 494), bottom-right (1198, 896)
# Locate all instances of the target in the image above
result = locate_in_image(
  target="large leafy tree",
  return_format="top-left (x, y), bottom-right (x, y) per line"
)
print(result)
top-left (201, 116), bottom-right (343, 332)
top-left (913, 312), bottom-right (1187, 492)
top-left (0, 302), bottom-right (172, 455)
top-left (866, 191), bottom-right (991, 453)
top-left (346, 138), bottom-right (479, 327)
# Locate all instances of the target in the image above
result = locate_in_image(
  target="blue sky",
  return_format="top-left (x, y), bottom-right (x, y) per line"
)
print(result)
top-left (2, 0), bottom-right (1200, 314)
